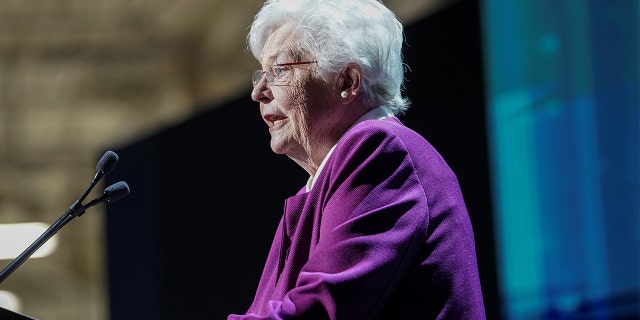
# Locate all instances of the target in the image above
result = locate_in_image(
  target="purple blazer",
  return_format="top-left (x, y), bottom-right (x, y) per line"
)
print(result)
top-left (229, 117), bottom-right (485, 319)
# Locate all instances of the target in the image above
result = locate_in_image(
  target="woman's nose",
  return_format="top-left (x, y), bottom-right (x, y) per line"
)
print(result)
top-left (251, 78), bottom-right (273, 104)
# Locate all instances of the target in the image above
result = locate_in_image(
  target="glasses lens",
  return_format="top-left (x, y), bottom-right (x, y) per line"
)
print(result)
top-left (252, 70), bottom-right (264, 86)
top-left (272, 66), bottom-right (293, 85)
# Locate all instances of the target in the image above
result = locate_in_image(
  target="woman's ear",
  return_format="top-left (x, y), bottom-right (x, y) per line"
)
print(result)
top-left (338, 63), bottom-right (361, 104)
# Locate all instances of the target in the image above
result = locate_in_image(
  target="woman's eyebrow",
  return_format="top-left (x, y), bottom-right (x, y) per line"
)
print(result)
top-left (261, 52), bottom-right (283, 68)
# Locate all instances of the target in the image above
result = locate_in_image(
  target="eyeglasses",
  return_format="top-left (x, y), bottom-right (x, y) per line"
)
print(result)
top-left (252, 61), bottom-right (317, 87)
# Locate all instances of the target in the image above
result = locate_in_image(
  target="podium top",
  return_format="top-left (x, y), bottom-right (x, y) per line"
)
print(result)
top-left (0, 306), bottom-right (37, 320)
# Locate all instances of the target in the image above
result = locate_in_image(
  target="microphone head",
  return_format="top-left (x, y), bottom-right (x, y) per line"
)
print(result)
top-left (96, 151), bottom-right (119, 176)
top-left (104, 181), bottom-right (130, 203)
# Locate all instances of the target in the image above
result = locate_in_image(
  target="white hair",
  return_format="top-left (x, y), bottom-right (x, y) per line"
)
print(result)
top-left (248, 0), bottom-right (410, 115)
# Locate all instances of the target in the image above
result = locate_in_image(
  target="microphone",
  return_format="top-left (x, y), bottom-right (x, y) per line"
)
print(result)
top-left (0, 151), bottom-right (129, 285)
top-left (67, 151), bottom-right (119, 218)
top-left (76, 150), bottom-right (119, 206)
top-left (84, 181), bottom-right (130, 210)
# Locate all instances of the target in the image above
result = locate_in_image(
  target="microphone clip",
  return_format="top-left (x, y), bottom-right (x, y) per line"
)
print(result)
top-left (68, 200), bottom-right (87, 218)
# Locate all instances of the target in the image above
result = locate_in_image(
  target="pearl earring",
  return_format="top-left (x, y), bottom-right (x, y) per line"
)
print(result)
top-left (341, 91), bottom-right (349, 99)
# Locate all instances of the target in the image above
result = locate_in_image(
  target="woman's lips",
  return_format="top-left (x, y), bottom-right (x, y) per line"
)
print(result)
top-left (264, 114), bottom-right (288, 131)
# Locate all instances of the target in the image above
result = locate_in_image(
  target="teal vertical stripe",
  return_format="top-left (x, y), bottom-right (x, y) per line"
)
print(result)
top-left (490, 91), bottom-right (545, 319)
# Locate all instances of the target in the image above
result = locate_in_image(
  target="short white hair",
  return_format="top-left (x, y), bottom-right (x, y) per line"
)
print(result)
top-left (248, 0), bottom-right (410, 115)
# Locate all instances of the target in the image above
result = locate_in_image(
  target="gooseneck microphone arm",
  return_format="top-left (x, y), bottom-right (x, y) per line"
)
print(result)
top-left (0, 151), bottom-right (129, 285)
top-left (0, 182), bottom-right (130, 284)
top-left (0, 211), bottom-right (74, 284)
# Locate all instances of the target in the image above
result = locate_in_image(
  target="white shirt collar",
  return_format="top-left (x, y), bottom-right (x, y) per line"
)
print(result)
top-left (305, 106), bottom-right (393, 191)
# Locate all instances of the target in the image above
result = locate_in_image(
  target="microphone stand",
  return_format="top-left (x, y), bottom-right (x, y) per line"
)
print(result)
top-left (0, 201), bottom-right (85, 284)
top-left (0, 151), bottom-right (123, 285)
top-left (0, 186), bottom-right (129, 285)
top-left (0, 189), bottom-right (129, 283)
top-left (0, 164), bottom-right (99, 284)
top-left (0, 181), bottom-right (129, 284)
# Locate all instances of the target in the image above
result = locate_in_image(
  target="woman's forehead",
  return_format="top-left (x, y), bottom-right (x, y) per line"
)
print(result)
top-left (262, 50), bottom-right (290, 65)
top-left (260, 24), bottom-right (298, 63)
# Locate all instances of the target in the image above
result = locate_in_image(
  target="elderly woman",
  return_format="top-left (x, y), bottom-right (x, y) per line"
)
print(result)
top-left (228, 0), bottom-right (485, 319)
